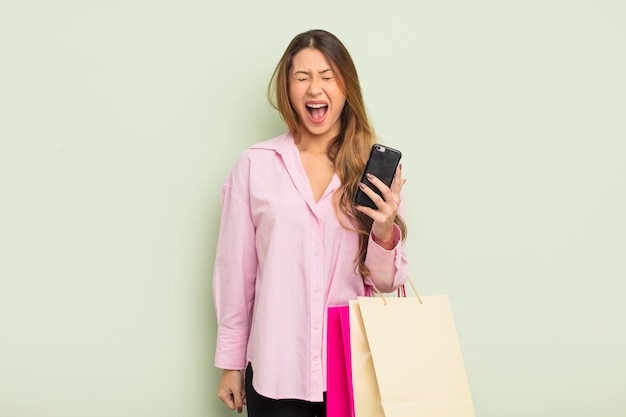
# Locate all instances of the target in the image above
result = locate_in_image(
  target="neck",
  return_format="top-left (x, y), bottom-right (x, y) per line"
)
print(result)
top-left (294, 131), bottom-right (338, 155)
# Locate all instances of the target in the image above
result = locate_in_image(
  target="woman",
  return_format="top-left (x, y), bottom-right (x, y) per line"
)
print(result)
top-left (214, 29), bottom-right (408, 417)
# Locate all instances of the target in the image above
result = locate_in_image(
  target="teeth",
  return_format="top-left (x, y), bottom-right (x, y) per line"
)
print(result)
top-left (306, 103), bottom-right (327, 109)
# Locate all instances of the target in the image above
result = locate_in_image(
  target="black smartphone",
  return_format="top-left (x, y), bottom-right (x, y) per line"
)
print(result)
top-left (354, 144), bottom-right (402, 209)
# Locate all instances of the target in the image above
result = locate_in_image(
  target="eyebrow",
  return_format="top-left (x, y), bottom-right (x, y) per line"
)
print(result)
top-left (293, 69), bottom-right (333, 75)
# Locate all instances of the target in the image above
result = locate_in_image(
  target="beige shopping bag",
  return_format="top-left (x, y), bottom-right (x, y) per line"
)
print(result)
top-left (354, 293), bottom-right (476, 417)
top-left (349, 300), bottom-right (384, 417)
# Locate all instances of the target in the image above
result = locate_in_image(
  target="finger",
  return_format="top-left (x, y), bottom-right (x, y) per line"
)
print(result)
top-left (390, 164), bottom-right (404, 195)
top-left (218, 390), bottom-right (236, 410)
top-left (355, 202), bottom-right (377, 218)
top-left (357, 181), bottom-right (388, 211)
top-left (233, 388), bottom-right (244, 413)
top-left (365, 174), bottom-right (398, 210)
top-left (355, 196), bottom-right (390, 225)
top-left (365, 173), bottom-right (390, 195)
top-left (363, 175), bottom-right (393, 206)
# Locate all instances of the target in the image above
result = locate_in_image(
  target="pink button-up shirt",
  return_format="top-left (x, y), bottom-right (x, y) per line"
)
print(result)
top-left (213, 133), bottom-right (408, 402)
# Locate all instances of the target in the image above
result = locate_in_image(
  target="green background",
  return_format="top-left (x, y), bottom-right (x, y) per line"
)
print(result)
top-left (1, 1), bottom-right (624, 416)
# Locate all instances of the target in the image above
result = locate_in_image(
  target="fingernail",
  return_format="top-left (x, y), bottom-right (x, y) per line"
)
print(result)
top-left (359, 182), bottom-right (366, 189)
top-left (365, 173), bottom-right (373, 180)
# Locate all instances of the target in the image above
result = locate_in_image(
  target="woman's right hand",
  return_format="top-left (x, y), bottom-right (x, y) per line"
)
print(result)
top-left (217, 369), bottom-right (244, 413)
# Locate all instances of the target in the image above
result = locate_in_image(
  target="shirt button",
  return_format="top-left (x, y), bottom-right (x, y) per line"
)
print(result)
top-left (313, 356), bottom-right (319, 361)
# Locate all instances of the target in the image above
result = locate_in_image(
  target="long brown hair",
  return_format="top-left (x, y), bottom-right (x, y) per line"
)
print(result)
top-left (268, 29), bottom-right (407, 277)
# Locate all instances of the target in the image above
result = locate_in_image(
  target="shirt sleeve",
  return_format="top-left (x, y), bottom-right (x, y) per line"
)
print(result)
top-left (213, 153), bottom-right (257, 370)
top-left (363, 199), bottom-right (409, 293)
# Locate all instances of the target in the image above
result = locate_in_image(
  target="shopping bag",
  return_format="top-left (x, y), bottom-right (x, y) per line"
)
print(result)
top-left (349, 299), bottom-right (384, 417)
top-left (355, 292), bottom-right (476, 417)
top-left (327, 306), bottom-right (355, 417)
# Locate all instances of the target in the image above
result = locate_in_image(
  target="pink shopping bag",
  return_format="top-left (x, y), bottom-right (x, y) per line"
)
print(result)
top-left (327, 306), bottom-right (355, 417)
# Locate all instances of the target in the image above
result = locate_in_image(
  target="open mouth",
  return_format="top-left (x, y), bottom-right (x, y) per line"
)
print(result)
top-left (306, 103), bottom-right (328, 121)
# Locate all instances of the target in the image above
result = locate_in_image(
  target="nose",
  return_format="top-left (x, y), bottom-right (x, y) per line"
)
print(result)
top-left (307, 76), bottom-right (323, 96)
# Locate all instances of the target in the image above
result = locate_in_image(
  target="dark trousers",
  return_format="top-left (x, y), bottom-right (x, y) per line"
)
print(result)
top-left (245, 363), bottom-right (326, 417)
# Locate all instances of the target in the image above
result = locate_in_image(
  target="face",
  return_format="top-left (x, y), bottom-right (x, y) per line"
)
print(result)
top-left (288, 48), bottom-right (347, 142)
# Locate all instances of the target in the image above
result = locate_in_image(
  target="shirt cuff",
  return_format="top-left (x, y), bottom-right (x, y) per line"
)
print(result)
top-left (364, 224), bottom-right (407, 293)
top-left (214, 327), bottom-right (248, 370)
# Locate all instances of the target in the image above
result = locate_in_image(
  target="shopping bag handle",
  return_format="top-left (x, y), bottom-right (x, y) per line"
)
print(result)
top-left (369, 276), bottom-right (423, 305)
